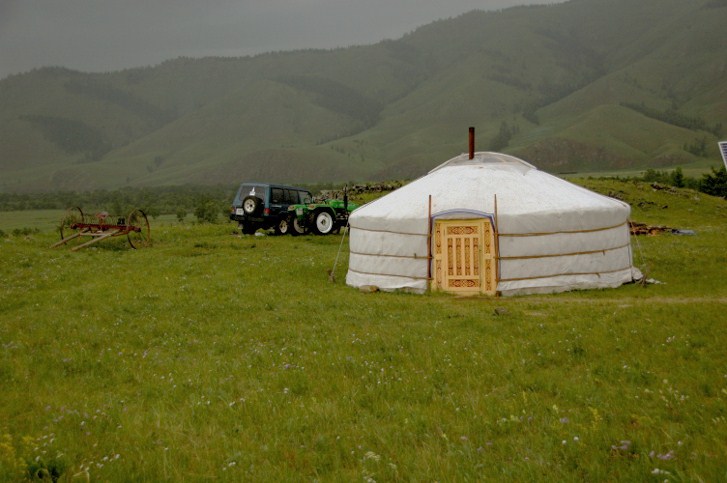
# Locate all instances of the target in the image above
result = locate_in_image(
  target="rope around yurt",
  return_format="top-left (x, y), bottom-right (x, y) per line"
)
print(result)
top-left (629, 220), bottom-right (650, 286)
top-left (329, 224), bottom-right (349, 283)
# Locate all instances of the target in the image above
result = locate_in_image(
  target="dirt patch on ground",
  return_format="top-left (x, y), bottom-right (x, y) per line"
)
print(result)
top-left (629, 221), bottom-right (694, 236)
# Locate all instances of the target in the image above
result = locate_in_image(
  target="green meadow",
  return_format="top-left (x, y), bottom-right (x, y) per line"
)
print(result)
top-left (1, 180), bottom-right (726, 481)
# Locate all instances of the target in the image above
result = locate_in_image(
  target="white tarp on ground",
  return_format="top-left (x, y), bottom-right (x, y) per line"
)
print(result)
top-left (346, 152), bottom-right (642, 296)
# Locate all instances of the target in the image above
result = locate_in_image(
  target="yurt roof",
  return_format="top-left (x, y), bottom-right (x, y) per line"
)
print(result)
top-left (349, 152), bottom-right (630, 235)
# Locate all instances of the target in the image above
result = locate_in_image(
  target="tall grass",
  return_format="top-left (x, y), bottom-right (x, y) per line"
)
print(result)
top-left (1, 181), bottom-right (726, 481)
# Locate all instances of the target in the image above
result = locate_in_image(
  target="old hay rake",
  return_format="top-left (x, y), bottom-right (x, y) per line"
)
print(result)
top-left (51, 207), bottom-right (151, 251)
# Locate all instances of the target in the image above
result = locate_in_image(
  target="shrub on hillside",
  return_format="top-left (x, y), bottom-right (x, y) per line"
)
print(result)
top-left (176, 209), bottom-right (187, 223)
top-left (699, 166), bottom-right (727, 199)
top-left (194, 199), bottom-right (220, 223)
top-left (641, 168), bottom-right (698, 190)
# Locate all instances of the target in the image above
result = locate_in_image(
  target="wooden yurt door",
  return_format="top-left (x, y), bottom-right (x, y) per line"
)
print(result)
top-left (433, 219), bottom-right (497, 295)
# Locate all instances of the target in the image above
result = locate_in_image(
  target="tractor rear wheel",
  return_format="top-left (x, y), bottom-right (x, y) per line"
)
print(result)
top-left (312, 210), bottom-right (335, 235)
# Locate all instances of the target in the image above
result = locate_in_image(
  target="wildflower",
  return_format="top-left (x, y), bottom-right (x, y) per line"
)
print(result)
top-left (657, 451), bottom-right (675, 461)
top-left (611, 440), bottom-right (631, 451)
top-left (363, 451), bottom-right (381, 462)
top-left (559, 417), bottom-right (569, 424)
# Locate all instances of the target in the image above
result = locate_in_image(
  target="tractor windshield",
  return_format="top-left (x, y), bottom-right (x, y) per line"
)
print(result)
top-left (298, 191), bottom-right (313, 204)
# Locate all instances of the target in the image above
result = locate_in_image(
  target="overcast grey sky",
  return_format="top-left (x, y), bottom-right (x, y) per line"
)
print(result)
top-left (0, 0), bottom-right (563, 80)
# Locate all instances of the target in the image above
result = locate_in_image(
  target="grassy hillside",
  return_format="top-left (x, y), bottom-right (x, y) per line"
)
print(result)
top-left (1, 180), bottom-right (726, 480)
top-left (0, 0), bottom-right (725, 192)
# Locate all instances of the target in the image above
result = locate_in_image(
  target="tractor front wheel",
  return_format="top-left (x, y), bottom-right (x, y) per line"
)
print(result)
top-left (290, 216), bottom-right (307, 236)
top-left (275, 217), bottom-right (290, 235)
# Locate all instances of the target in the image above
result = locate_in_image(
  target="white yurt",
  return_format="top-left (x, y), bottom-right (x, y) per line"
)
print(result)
top-left (346, 150), bottom-right (642, 296)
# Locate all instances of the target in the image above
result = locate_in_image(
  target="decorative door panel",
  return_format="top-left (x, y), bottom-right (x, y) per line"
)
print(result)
top-left (433, 219), bottom-right (496, 295)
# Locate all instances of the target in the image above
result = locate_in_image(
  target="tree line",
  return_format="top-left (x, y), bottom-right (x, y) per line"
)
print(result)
top-left (0, 185), bottom-right (235, 221)
top-left (621, 102), bottom-right (723, 138)
top-left (1, 168), bottom-right (724, 225)
top-left (628, 166), bottom-right (727, 198)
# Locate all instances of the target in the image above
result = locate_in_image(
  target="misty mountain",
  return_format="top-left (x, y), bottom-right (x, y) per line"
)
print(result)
top-left (1, 0), bottom-right (725, 192)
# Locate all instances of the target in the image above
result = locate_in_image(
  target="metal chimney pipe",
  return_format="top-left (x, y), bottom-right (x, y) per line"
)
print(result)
top-left (468, 127), bottom-right (475, 160)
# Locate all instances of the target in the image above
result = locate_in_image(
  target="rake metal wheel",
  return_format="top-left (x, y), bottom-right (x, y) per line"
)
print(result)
top-left (126, 209), bottom-right (151, 249)
top-left (59, 207), bottom-right (85, 240)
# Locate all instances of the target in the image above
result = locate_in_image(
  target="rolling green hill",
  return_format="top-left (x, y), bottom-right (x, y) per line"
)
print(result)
top-left (1, 0), bottom-right (725, 192)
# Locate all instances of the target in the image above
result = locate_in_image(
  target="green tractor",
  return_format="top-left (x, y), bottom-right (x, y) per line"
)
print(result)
top-left (287, 188), bottom-right (358, 235)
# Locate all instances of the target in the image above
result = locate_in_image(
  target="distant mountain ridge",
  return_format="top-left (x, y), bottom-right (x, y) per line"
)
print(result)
top-left (1, 0), bottom-right (725, 192)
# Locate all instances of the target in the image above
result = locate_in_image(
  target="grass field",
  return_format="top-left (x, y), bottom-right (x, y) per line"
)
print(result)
top-left (1, 180), bottom-right (726, 481)
top-left (0, 210), bottom-right (66, 232)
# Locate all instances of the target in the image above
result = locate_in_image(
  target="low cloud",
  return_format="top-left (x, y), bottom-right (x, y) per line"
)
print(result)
top-left (0, 0), bottom-right (563, 79)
